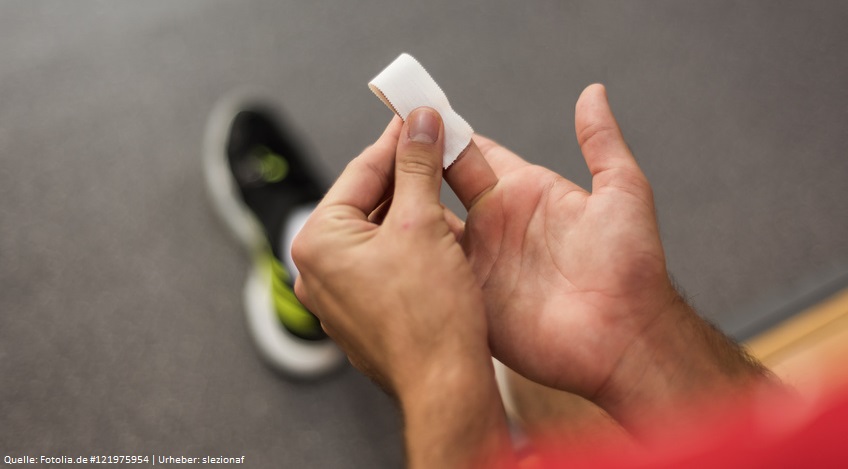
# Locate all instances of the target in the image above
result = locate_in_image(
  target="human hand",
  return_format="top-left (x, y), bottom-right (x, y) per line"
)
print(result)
top-left (292, 109), bottom-right (513, 467)
top-left (292, 110), bottom-right (488, 394)
top-left (445, 84), bottom-right (770, 436)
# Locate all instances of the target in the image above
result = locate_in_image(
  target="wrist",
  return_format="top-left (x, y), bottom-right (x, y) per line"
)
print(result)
top-left (593, 289), bottom-right (775, 441)
top-left (395, 342), bottom-right (494, 408)
top-left (397, 350), bottom-right (514, 469)
top-left (385, 299), bottom-right (492, 399)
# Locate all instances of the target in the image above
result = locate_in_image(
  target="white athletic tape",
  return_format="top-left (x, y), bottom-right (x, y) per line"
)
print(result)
top-left (369, 53), bottom-right (474, 168)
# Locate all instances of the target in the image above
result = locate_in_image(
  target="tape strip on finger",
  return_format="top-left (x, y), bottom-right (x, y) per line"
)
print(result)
top-left (368, 53), bottom-right (474, 169)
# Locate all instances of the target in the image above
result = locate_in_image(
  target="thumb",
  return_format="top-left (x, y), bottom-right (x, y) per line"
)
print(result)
top-left (575, 84), bottom-right (647, 192)
top-left (392, 107), bottom-right (445, 212)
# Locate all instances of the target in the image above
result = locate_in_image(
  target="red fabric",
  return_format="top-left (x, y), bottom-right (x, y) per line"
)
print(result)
top-left (525, 385), bottom-right (848, 469)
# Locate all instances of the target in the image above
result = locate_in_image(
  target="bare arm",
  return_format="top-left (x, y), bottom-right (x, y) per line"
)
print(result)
top-left (293, 110), bottom-right (514, 468)
top-left (399, 353), bottom-right (512, 469)
top-left (592, 292), bottom-right (778, 441)
top-left (443, 84), bottom-right (780, 442)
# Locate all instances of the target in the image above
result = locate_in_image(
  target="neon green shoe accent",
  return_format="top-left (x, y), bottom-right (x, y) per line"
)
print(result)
top-left (261, 251), bottom-right (322, 338)
top-left (250, 146), bottom-right (289, 183)
top-left (270, 254), bottom-right (291, 283)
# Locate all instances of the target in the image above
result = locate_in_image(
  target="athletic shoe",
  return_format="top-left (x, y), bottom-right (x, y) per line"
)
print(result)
top-left (203, 90), bottom-right (345, 378)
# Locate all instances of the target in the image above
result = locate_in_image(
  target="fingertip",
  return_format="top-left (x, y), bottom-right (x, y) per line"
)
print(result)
top-left (575, 83), bottom-right (610, 125)
top-left (405, 107), bottom-right (443, 144)
top-left (391, 107), bottom-right (445, 210)
top-left (376, 114), bottom-right (404, 145)
top-left (578, 83), bottom-right (607, 102)
top-left (388, 114), bottom-right (403, 131)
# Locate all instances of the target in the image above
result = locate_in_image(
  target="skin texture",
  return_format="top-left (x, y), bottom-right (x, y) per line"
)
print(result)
top-left (446, 84), bottom-right (672, 400)
top-left (292, 110), bottom-right (512, 469)
top-left (444, 84), bottom-right (772, 439)
top-left (294, 85), bottom-right (774, 466)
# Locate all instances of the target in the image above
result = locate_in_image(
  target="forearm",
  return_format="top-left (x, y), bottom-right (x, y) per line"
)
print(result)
top-left (594, 292), bottom-right (781, 442)
top-left (398, 354), bottom-right (515, 469)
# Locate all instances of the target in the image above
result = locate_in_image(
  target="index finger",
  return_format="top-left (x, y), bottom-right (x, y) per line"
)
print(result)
top-left (443, 139), bottom-right (499, 209)
top-left (471, 134), bottom-right (531, 178)
top-left (318, 116), bottom-right (402, 216)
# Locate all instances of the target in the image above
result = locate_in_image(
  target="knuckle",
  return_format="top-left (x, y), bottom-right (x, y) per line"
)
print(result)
top-left (344, 155), bottom-right (367, 175)
top-left (397, 148), bottom-right (440, 178)
top-left (347, 154), bottom-right (391, 188)
top-left (293, 277), bottom-right (308, 302)
top-left (604, 168), bottom-right (656, 207)
top-left (606, 168), bottom-right (648, 192)
top-left (289, 231), bottom-right (313, 267)
top-left (577, 121), bottom-right (618, 149)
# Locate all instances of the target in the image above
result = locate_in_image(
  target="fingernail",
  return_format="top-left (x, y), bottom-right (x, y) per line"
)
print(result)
top-left (408, 108), bottom-right (439, 144)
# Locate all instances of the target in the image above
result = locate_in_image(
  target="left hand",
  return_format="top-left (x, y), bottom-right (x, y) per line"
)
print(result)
top-left (443, 85), bottom-right (773, 438)
top-left (291, 109), bottom-right (491, 396)
top-left (442, 85), bottom-right (673, 401)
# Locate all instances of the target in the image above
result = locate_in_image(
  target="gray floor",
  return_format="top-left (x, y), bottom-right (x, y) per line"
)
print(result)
top-left (1, 1), bottom-right (846, 466)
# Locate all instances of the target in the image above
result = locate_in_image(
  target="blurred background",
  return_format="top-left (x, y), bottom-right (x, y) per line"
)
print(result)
top-left (1, 1), bottom-right (846, 466)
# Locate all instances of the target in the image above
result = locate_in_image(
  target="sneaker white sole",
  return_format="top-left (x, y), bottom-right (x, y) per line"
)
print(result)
top-left (203, 89), bottom-right (345, 378)
top-left (244, 264), bottom-right (345, 378)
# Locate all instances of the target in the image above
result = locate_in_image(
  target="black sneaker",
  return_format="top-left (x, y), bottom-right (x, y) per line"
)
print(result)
top-left (203, 90), bottom-right (344, 378)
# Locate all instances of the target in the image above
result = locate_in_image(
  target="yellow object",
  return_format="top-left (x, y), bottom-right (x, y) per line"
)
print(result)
top-left (746, 288), bottom-right (848, 393)
top-left (261, 251), bottom-right (321, 338)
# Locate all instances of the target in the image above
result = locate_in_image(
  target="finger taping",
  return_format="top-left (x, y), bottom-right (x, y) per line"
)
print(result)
top-left (369, 53), bottom-right (473, 169)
